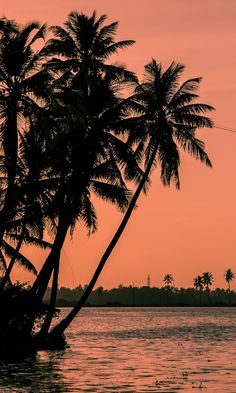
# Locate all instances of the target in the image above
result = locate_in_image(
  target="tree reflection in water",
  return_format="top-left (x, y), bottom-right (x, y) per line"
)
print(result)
top-left (0, 351), bottom-right (69, 393)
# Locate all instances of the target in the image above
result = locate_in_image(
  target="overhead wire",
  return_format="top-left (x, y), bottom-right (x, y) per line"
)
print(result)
top-left (214, 124), bottom-right (236, 133)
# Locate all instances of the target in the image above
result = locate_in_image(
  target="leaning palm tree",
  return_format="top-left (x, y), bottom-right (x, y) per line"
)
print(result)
top-left (202, 272), bottom-right (214, 305)
top-left (193, 275), bottom-right (204, 306)
top-left (49, 59), bottom-right (214, 345)
top-left (224, 268), bottom-right (235, 306)
top-left (0, 17), bottom-right (50, 242)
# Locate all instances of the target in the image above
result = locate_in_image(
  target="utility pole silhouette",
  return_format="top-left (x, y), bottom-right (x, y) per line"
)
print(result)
top-left (147, 274), bottom-right (151, 287)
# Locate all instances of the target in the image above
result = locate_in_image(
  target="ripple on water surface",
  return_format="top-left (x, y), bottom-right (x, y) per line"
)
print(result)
top-left (0, 307), bottom-right (236, 392)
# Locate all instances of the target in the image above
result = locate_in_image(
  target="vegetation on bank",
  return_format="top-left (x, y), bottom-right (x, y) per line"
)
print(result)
top-left (0, 10), bottom-right (214, 357)
top-left (46, 269), bottom-right (236, 307)
top-left (47, 285), bottom-right (236, 307)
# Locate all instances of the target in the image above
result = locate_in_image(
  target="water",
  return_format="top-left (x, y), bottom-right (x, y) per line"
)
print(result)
top-left (0, 307), bottom-right (236, 392)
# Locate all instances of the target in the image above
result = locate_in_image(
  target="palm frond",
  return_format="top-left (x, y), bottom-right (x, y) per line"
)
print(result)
top-left (2, 240), bottom-right (37, 275)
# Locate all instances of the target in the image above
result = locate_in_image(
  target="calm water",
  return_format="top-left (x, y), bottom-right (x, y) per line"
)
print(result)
top-left (1, 307), bottom-right (236, 392)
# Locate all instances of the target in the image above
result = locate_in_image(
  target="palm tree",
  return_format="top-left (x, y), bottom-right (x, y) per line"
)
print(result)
top-left (163, 274), bottom-right (174, 306)
top-left (224, 268), bottom-right (235, 306)
top-left (32, 72), bottom-right (141, 338)
top-left (0, 17), bottom-right (50, 242)
top-left (44, 10), bottom-right (136, 85)
top-left (49, 59), bottom-right (214, 345)
top-left (202, 272), bottom-right (214, 305)
top-left (26, 12), bottom-right (140, 339)
top-left (193, 275), bottom-right (204, 306)
top-left (163, 274), bottom-right (174, 286)
top-left (0, 107), bottom-right (59, 290)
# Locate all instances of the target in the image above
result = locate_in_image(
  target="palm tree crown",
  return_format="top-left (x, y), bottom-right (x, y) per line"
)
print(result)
top-left (202, 272), bottom-right (213, 287)
top-left (193, 275), bottom-right (204, 291)
top-left (44, 10), bottom-right (136, 87)
top-left (224, 268), bottom-right (235, 290)
top-left (163, 274), bottom-right (174, 286)
top-left (131, 59), bottom-right (213, 189)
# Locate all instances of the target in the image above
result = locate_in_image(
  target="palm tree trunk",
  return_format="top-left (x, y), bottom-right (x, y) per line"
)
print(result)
top-left (0, 100), bottom-right (18, 243)
top-left (199, 289), bottom-right (202, 306)
top-left (228, 283), bottom-right (231, 306)
top-left (0, 226), bottom-right (26, 290)
top-left (166, 288), bottom-right (169, 306)
top-left (22, 217), bottom-right (69, 341)
top-left (38, 257), bottom-right (60, 336)
top-left (207, 287), bottom-right (211, 306)
top-left (49, 142), bottom-right (159, 340)
top-left (32, 219), bottom-right (69, 303)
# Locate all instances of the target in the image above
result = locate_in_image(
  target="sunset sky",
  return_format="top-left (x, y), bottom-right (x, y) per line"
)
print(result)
top-left (3, 0), bottom-right (236, 289)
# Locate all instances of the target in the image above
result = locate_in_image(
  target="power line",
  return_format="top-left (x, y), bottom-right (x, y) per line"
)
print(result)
top-left (214, 124), bottom-right (236, 133)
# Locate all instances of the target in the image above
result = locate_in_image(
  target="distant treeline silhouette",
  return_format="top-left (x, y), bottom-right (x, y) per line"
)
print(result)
top-left (45, 284), bottom-right (236, 307)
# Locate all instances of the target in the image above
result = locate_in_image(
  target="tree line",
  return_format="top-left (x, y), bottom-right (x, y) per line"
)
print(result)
top-left (0, 10), bottom-right (214, 358)
top-left (46, 269), bottom-right (235, 307)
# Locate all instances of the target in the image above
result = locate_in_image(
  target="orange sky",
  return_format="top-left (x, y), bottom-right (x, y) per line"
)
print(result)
top-left (3, 0), bottom-right (236, 289)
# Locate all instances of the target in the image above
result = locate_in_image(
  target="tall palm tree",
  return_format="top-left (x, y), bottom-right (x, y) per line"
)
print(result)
top-left (202, 272), bottom-right (213, 305)
top-left (0, 107), bottom-right (59, 289)
top-left (193, 275), bottom-right (204, 306)
top-left (32, 72), bottom-right (142, 338)
top-left (28, 12), bottom-right (139, 338)
top-left (0, 17), bottom-right (50, 242)
top-left (49, 59), bottom-right (214, 345)
top-left (224, 268), bottom-right (235, 306)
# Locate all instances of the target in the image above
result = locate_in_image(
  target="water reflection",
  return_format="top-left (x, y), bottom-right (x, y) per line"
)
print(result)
top-left (0, 307), bottom-right (236, 392)
top-left (0, 351), bottom-right (70, 392)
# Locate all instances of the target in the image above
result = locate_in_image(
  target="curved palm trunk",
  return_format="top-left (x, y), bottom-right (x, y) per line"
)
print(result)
top-left (31, 180), bottom-right (84, 303)
top-left (22, 218), bottom-right (69, 341)
top-left (38, 258), bottom-right (60, 336)
top-left (0, 226), bottom-right (26, 290)
top-left (49, 142), bottom-right (159, 340)
top-left (28, 202), bottom-right (80, 340)
top-left (30, 208), bottom-right (72, 302)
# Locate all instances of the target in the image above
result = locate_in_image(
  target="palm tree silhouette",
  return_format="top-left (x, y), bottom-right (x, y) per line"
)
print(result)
top-left (163, 274), bottom-right (174, 286)
top-left (0, 18), bottom-right (50, 242)
top-left (193, 275), bottom-right (204, 306)
top-left (31, 12), bottom-right (139, 337)
top-left (44, 10), bottom-right (135, 84)
top-left (163, 274), bottom-right (174, 306)
top-left (224, 268), bottom-right (235, 306)
top-left (202, 272), bottom-right (214, 305)
top-left (49, 59), bottom-right (214, 344)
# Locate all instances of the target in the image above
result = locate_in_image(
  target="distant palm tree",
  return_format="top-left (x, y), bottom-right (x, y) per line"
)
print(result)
top-left (163, 274), bottom-right (174, 286)
top-left (224, 268), bottom-right (235, 306)
top-left (193, 275), bottom-right (204, 306)
top-left (202, 272), bottom-right (213, 305)
top-left (163, 274), bottom-right (174, 306)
